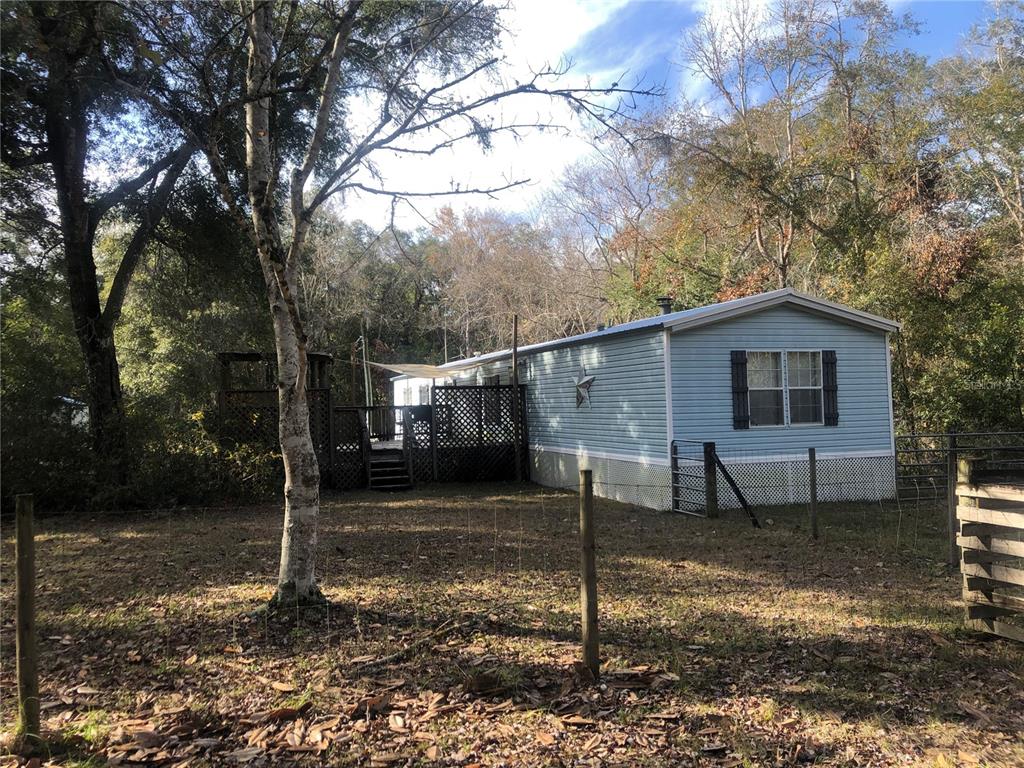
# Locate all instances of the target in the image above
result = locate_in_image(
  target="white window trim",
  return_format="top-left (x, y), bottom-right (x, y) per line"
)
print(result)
top-left (746, 349), bottom-right (826, 429)
top-left (747, 350), bottom-right (785, 428)
top-left (786, 350), bottom-right (825, 427)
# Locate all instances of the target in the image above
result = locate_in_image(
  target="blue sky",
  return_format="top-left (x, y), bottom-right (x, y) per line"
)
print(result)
top-left (566, 0), bottom-right (989, 106)
top-left (346, 0), bottom-right (993, 227)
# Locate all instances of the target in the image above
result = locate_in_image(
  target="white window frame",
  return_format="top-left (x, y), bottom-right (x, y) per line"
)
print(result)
top-left (785, 350), bottom-right (824, 427)
top-left (746, 349), bottom-right (825, 428)
top-left (747, 350), bottom-right (785, 428)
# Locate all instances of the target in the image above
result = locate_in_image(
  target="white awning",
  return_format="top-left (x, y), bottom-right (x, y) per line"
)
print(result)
top-left (368, 360), bottom-right (487, 379)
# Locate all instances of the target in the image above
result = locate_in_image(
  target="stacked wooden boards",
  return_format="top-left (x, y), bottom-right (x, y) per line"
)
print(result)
top-left (956, 461), bottom-right (1024, 643)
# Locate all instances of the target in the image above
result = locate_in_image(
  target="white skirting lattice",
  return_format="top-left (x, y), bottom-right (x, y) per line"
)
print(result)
top-left (531, 446), bottom-right (896, 511)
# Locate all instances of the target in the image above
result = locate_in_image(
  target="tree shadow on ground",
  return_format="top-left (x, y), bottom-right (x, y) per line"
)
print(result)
top-left (1, 484), bottom-right (1020, 765)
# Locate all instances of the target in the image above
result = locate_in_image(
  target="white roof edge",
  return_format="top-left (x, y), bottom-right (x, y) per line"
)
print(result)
top-left (424, 289), bottom-right (899, 373)
top-left (665, 288), bottom-right (901, 333)
top-left (434, 321), bottom-right (658, 372)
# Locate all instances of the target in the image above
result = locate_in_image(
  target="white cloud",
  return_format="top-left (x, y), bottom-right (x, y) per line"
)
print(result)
top-left (334, 0), bottom-right (633, 230)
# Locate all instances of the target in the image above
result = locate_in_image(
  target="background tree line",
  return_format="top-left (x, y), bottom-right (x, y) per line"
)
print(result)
top-left (2, 0), bottom-right (1021, 514)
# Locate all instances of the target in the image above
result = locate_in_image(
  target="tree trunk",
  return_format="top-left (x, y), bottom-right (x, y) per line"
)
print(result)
top-left (244, 0), bottom-right (323, 606)
top-left (81, 318), bottom-right (128, 466)
top-left (48, 90), bottom-right (129, 477)
top-left (269, 295), bottom-right (323, 605)
top-left (20, 4), bottom-right (190, 492)
top-left (62, 233), bottom-right (129, 468)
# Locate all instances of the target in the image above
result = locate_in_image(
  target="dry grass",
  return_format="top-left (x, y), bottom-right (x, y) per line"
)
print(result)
top-left (1, 483), bottom-right (1022, 767)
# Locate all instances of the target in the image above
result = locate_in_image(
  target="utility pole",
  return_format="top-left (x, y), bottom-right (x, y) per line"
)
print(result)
top-left (360, 316), bottom-right (373, 408)
top-left (443, 308), bottom-right (449, 364)
top-left (350, 341), bottom-right (359, 405)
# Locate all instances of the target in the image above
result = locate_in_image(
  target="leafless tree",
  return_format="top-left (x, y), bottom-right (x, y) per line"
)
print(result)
top-left (432, 206), bottom-right (596, 354)
top-left (116, 0), bottom-right (657, 605)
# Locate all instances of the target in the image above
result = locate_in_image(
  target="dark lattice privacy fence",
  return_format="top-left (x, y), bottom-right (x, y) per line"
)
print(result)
top-left (403, 405), bottom-right (434, 482)
top-left (431, 385), bottom-right (528, 482)
top-left (331, 407), bottom-right (369, 490)
top-left (219, 390), bottom-right (371, 490)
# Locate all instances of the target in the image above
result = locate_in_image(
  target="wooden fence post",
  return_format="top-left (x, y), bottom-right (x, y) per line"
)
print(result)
top-left (947, 433), bottom-right (959, 566)
top-left (15, 494), bottom-right (40, 744)
top-left (808, 447), bottom-right (819, 540)
top-left (703, 441), bottom-right (719, 519)
top-left (670, 442), bottom-right (679, 514)
top-left (955, 457), bottom-right (974, 577)
top-left (956, 458), bottom-right (975, 514)
top-left (578, 470), bottom-right (599, 680)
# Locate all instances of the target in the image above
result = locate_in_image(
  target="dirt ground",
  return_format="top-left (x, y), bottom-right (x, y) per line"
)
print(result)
top-left (1, 484), bottom-right (1022, 767)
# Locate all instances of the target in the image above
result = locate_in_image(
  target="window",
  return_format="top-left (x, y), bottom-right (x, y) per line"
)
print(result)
top-left (745, 350), bottom-right (825, 427)
top-left (748, 351), bottom-right (784, 426)
top-left (787, 351), bottom-right (823, 424)
top-left (418, 384), bottom-right (431, 405)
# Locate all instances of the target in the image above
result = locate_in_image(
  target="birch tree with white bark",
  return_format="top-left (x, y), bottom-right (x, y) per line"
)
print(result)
top-left (121, 0), bottom-right (656, 606)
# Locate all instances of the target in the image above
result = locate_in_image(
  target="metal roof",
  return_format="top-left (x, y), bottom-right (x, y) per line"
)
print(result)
top-left (389, 289), bottom-right (899, 379)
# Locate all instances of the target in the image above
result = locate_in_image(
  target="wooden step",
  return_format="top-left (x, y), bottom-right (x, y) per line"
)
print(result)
top-left (367, 447), bottom-right (411, 491)
top-left (369, 477), bottom-right (412, 490)
top-left (370, 482), bottom-right (412, 491)
top-left (371, 471), bottom-right (410, 482)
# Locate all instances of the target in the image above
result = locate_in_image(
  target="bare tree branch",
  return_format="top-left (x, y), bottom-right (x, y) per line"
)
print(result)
top-left (340, 178), bottom-right (530, 199)
top-left (91, 142), bottom-right (192, 225)
top-left (101, 145), bottom-right (192, 328)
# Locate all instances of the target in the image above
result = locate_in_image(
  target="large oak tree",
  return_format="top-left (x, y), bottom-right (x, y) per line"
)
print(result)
top-left (1, 2), bottom-right (193, 473)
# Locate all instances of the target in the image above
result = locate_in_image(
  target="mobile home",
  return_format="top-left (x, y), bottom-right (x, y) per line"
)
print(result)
top-left (416, 288), bottom-right (899, 509)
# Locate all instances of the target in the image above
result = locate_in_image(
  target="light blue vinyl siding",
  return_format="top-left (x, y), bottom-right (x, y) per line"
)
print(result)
top-left (671, 306), bottom-right (893, 454)
top-left (452, 329), bottom-right (668, 461)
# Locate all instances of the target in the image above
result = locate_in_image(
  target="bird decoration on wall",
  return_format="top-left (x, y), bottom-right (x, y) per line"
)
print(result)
top-left (573, 365), bottom-right (595, 408)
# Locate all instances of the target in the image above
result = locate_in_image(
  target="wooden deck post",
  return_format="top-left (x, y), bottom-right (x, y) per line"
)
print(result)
top-left (15, 494), bottom-right (39, 744)
top-left (946, 433), bottom-right (959, 566)
top-left (578, 470), bottom-right (599, 679)
top-left (511, 314), bottom-right (522, 482)
top-left (430, 394), bottom-right (439, 482)
top-left (808, 447), bottom-right (818, 540)
top-left (703, 441), bottom-right (719, 519)
top-left (326, 390), bottom-right (336, 489)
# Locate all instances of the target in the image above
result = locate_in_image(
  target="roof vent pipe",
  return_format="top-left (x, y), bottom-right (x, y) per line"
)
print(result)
top-left (656, 296), bottom-right (673, 315)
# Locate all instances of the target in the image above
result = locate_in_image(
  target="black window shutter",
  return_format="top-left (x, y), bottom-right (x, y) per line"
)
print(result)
top-left (730, 350), bottom-right (749, 429)
top-left (822, 350), bottom-right (839, 426)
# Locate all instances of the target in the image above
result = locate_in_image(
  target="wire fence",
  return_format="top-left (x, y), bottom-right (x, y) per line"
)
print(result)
top-left (663, 438), bottom-right (956, 559)
top-left (895, 431), bottom-right (1024, 501)
top-left (514, 474), bottom-right (949, 561)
